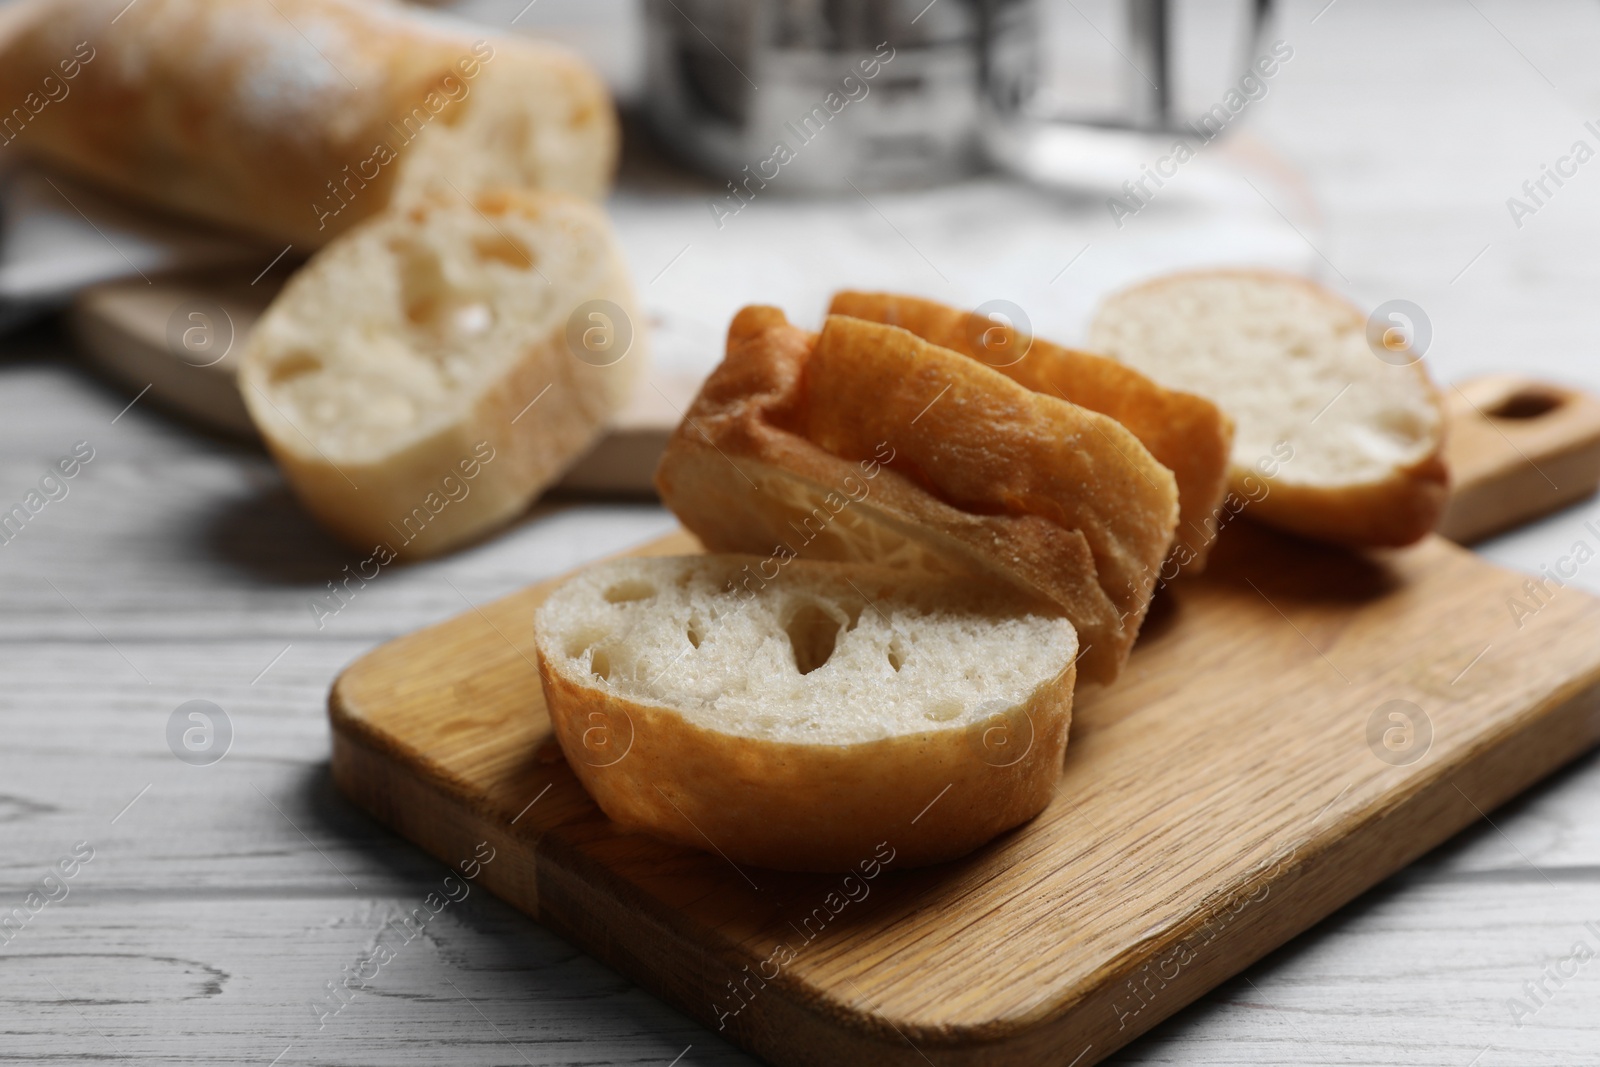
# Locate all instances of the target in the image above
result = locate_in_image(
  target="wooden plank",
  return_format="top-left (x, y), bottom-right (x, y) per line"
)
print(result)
top-left (6, 346), bottom-right (1600, 1066)
top-left (5, 877), bottom-right (1597, 1066)
top-left (327, 397), bottom-right (1600, 1067)
top-left (12, 4), bottom-right (1600, 1061)
top-left (0, 897), bottom-right (753, 1065)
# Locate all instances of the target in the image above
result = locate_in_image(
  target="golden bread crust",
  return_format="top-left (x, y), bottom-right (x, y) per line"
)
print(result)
top-left (0, 0), bottom-right (616, 245)
top-left (828, 290), bottom-right (1234, 570)
top-left (534, 568), bottom-right (1077, 873)
top-left (537, 666), bottom-right (1074, 872)
top-left (1248, 454), bottom-right (1451, 547)
top-left (654, 306), bottom-right (1179, 683)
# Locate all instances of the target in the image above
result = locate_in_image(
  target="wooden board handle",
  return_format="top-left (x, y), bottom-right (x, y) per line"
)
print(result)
top-left (1439, 375), bottom-right (1600, 543)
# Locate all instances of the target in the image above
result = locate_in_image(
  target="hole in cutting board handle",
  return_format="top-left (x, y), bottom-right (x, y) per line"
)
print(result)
top-left (1487, 387), bottom-right (1565, 420)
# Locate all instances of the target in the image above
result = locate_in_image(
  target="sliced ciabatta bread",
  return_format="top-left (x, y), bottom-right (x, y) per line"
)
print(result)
top-left (240, 189), bottom-right (644, 559)
top-left (829, 290), bottom-right (1234, 571)
top-left (534, 555), bottom-right (1078, 872)
top-left (1088, 270), bottom-right (1448, 547)
top-left (653, 307), bottom-right (1179, 685)
top-left (0, 0), bottom-right (616, 246)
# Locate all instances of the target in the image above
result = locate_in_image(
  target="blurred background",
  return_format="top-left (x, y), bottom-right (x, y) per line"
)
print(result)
top-left (5, 0), bottom-right (1591, 389)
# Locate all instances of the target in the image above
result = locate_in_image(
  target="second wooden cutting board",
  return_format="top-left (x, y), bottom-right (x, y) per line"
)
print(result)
top-left (328, 380), bottom-right (1600, 1065)
top-left (68, 267), bottom-right (703, 495)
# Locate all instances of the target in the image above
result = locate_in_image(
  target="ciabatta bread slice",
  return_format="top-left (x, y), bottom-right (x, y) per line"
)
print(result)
top-left (653, 307), bottom-right (1178, 684)
top-left (1089, 270), bottom-right (1449, 547)
top-left (534, 555), bottom-right (1078, 872)
top-left (829, 290), bottom-right (1234, 571)
top-left (240, 189), bottom-right (644, 559)
top-left (0, 0), bottom-right (616, 246)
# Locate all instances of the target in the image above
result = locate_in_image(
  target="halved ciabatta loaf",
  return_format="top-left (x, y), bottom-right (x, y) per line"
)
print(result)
top-left (0, 0), bottom-right (616, 246)
top-left (653, 307), bottom-right (1179, 684)
top-left (829, 291), bottom-right (1234, 571)
top-left (1089, 270), bottom-right (1449, 547)
top-left (240, 189), bottom-right (644, 559)
top-left (533, 555), bottom-right (1078, 872)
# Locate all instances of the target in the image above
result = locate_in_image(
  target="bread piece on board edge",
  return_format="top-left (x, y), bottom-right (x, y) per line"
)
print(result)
top-left (829, 290), bottom-right (1234, 572)
top-left (0, 0), bottom-right (616, 246)
top-left (653, 306), bottom-right (1179, 684)
top-left (534, 555), bottom-right (1079, 872)
top-left (1089, 269), bottom-right (1449, 547)
top-left (240, 189), bottom-right (644, 560)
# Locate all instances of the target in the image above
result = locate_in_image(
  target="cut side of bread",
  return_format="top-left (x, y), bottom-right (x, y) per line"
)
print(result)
top-left (534, 555), bottom-right (1078, 872)
top-left (392, 35), bottom-right (615, 214)
top-left (653, 306), bottom-right (1179, 684)
top-left (1089, 270), bottom-right (1448, 547)
top-left (240, 188), bottom-right (644, 559)
top-left (0, 0), bottom-right (616, 246)
top-left (829, 290), bottom-right (1234, 571)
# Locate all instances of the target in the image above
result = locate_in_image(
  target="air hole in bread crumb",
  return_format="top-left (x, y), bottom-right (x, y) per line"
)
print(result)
top-left (686, 616), bottom-right (705, 649)
top-left (887, 637), bottom-right (907, 672)
top-left (394, 239), bottom-right (453, 328)
top-left (786, 602), bottom-right (842, 675)
top-left (589, 647), bottom-right (612, 681)
top-left (472, 232), bottom-right (537, 269)
top-left (564, 628), bottom-right (607, 660)
top-left (604, 580), bottom-right (656, 603)
top-left (404, 295), bottom-right (439, 327)
top-left (268, 351), bottom-right (322, 385)
top-left (925, 698), bottom-right (963, 722)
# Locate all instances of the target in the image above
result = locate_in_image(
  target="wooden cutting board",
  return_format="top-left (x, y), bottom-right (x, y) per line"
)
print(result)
top-left (328, 380), bottom-right (1600, 1067)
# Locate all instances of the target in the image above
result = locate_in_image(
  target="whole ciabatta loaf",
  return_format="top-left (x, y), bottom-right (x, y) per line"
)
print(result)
top-left (829, 290), bottom-right (1234, 571)
top-left (0, 0), bottom-right (615, 246)
top-left (534, 556), bottom-right (1078, 872)
top-left (240, 189), bottom-right (643, 559)
top-left (1090, 270), bottom-right (1448, 547)
top-left (654, 307), bottom-right (1179, 685)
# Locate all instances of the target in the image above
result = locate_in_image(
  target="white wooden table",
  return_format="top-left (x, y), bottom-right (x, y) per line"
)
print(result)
top-left (4, 0), bottom-right (1600, 1063)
